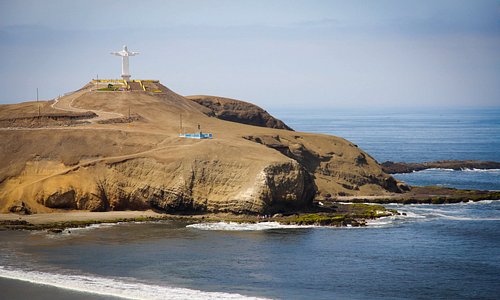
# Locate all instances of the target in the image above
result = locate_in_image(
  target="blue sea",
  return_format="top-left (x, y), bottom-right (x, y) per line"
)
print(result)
top-left (276, 107), bottom-right (500, 191)
top-left (0, 108), bottom-right (499, 299)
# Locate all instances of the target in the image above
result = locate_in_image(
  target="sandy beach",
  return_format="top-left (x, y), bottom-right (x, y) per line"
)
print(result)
top-left (0, 210), bottom-right (163, 225)
top-left (0, 277), bottom-right (122, 300)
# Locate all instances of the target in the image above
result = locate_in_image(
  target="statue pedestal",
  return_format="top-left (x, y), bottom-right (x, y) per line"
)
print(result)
top-left (122, 75), bottom-right (131, 81)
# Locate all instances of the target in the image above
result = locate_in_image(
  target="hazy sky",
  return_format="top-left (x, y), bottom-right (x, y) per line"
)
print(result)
top-left (0, 0), bottom-right (499, 109)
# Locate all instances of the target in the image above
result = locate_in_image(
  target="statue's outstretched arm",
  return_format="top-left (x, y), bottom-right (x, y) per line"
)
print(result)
top-left (110, 52), bottom-right (122, 56)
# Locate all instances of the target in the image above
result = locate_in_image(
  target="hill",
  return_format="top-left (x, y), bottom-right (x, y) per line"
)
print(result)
top-left (186, 95), bottom-right (293, 130)
top-left (0, 82), bottom-right (404, 215)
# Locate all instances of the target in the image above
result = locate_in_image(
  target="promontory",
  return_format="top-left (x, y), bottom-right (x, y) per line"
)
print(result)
top-left (0, 80), bottom-right (406, 216)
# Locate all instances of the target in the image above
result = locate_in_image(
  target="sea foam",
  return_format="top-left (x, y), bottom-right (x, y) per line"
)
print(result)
top-left (187, 221), bottom-right (317, 231)
top-left (0, 266), bottom-right (269, 300)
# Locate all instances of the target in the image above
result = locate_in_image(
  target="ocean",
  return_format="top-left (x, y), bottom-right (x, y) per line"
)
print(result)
top-left (277, 107), bottom-right (500, 191)
top-left (1, 108), bottom-right (499, 299)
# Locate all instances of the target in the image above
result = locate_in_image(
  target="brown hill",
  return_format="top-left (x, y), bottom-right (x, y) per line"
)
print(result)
top-left (0, 82), bottom-right (404, 215)
top-left (186, 95), bottom-right (293, 130)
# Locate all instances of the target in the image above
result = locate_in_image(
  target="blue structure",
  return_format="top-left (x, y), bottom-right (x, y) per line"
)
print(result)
top-left (179, 133), bottom-right (213, 139)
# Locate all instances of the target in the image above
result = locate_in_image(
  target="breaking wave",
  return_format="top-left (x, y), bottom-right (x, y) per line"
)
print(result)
top-left (187, 221), bottom-right (317, 231)
top-left (409, 168), bottom-right (500, 173)
top-left (461, 168), bottom-right (500, 172)
top-left (0, 266), bottom-right (268, 300)
top-left (365, 200), bottom-right (500, 227)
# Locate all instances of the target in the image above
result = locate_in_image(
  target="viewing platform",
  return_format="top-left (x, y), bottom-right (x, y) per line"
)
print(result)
top-left (92, 79), bottom-right (167, 93)
top-left (179, 132), bottom-right (213, 139)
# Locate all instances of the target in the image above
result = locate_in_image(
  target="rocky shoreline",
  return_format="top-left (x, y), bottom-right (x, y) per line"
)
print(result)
top-left (328, 186), bottom-right (500, 204)
top-left (381, 160), bottom-right (500, 174)
top-left (0, 203), bottom-right (396, 231)
top-left (1, 186), bottom-right (498, 232)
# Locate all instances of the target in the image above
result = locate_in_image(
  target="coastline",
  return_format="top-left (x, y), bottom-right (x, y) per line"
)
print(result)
top-left (1, 185), bottom-right (498, 231)
top-left (0, 277), bottom-right (122, 300)
top-left (1, 186), bottom-right (499, 231)
top-left (330, 186), bottom-right (500, 204)
top-left (0, 203), bottom-right (396, 231)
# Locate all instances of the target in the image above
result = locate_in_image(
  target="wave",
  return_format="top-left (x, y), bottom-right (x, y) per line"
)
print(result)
top-left (66, 222), bottom-right (118, 231)
top-left (461, 168), bottom-right (500, 172)
top-left (409, 168), bottom-right (500, 173)
top-left (0, 266), bottom-right (268, 300)
top-left (29, 223), bottom-right (120, 239)
top-left (385, 201), bottom-right (500, 222)
top-left (419, 168), bottom-right (456, 172)
top-left (187, 221), bottom-right (317, 231)
top-left (365, 210), bottom-right (428, 228)
top-left (428, 213), bottom-right (500, 221)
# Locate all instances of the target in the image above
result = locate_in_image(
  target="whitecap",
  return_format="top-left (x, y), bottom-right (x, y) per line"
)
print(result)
top-left (365, 211), bottom-right (429, 228)
top-left (187, 221), bottom-right (318, 231)
top-left (65, 222), bottom-right (118, 231)
top-left (0, 266), bottom-right (269, 300)
top-left (365, 216), bottom-right (396, 228)
top-left (461, 168), bottom-right (500, 172)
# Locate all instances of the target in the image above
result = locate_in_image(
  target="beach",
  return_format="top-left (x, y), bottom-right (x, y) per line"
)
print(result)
top-left (0, 210), bottom-right (163, 225)
top-left (0, 277), bottom-right (122, 300)
top-left (1, 201), bottom-right (499, 299)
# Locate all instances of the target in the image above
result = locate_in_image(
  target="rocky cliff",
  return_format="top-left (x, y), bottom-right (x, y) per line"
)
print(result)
top-left (0, 83), bottom-right (403, 215)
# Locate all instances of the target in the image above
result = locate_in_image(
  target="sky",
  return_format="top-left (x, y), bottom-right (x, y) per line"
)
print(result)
top-left (0, 0), bottom-right (499, 109)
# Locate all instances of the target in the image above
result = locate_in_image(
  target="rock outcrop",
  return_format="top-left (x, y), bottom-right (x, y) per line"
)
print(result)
top-left (244, 134), bottom-right (404, 198)
top-left (187, 95), bottom-right (293, 130)
top-left (381, 160), bottom-right (500, 174)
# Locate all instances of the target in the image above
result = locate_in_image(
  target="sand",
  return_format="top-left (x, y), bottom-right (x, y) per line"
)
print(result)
top-left (0, 210), bottom-right (163, 225)
top-left (0, 277), bottom-right (122, 300)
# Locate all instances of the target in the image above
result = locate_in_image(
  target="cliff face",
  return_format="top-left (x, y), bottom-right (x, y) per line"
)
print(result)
top-left (186, 95), bottom-right (293, 130)
top-left (244, 134), bottom-right (402, 197)
top-left (0, 83), bottom-right (402, 215)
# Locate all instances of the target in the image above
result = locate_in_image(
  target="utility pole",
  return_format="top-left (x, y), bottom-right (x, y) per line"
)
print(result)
top-left (36, 88), bottom-right (40, 117)
top-left (179, 114), bottom-right (183, 134)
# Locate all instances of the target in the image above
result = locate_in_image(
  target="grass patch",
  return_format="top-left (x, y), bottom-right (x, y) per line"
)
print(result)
top-left (281, 214), bottom-right (347, 225)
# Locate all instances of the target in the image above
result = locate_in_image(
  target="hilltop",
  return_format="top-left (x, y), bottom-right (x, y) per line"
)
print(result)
top-left (0, 81), bottom-right (405, 215)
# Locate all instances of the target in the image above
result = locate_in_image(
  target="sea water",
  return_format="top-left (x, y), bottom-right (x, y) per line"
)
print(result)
top-left (0, 202), bottom-right (499, 300)
top-left (275, 107), bottom-right (500, 190)
top-left (1, 108), bottom-right (499, 299)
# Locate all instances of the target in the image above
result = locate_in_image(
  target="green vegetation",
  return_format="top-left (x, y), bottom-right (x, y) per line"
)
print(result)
top-left (280, 214), bottom-right (347, 226)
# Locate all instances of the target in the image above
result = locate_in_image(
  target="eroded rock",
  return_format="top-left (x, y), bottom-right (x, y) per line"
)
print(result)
top-left (45, 190), bottom-right (77, 209)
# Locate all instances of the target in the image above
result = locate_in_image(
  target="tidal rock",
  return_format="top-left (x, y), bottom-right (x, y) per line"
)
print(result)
top-left (8, 201), bottom-right (32, 215)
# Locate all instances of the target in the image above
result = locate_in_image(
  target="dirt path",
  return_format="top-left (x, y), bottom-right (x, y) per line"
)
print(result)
top-left (51, 90), bottom-right (124, 123)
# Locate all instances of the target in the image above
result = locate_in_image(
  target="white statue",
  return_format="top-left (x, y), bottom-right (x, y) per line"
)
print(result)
top-left (111, 45), bottom-right (139, 81)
